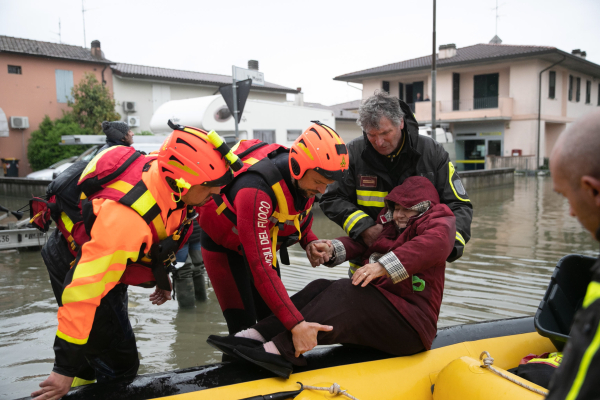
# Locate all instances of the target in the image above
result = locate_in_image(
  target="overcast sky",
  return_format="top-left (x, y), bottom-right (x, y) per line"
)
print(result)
top-left (1, 0), bottom-right (598, 105)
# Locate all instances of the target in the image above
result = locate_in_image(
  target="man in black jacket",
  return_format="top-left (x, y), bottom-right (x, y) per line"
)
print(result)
top-left (547, 110), bottom-right (600, 400)
top-left (320, 92), bottom-right (472, 273)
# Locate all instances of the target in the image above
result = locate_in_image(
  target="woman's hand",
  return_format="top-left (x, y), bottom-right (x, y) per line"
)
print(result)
top-left (305, 239), bottom-right (333, 267)
top-left (291, 321), bottom-right (333, 357)
top-left (352, 262), bottom-right (390, 287)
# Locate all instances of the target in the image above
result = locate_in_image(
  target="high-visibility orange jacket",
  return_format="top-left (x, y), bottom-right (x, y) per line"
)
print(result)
top-left (52, 160), bottom-right (187, 377)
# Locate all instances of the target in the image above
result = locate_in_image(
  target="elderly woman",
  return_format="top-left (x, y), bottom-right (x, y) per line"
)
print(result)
top-left (207, 176), bottom-right (456, 378)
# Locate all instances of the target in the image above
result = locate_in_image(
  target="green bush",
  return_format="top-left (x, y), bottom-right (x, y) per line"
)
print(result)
top-left (137, 130), bottom-right (154, 136)
top-left (27, 116), bottom-right (92, 171)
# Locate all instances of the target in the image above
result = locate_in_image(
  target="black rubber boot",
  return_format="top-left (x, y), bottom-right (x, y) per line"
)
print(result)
top-left (193, 272), bottom-right (207, 301)
top-left (207, 335), bottom-right (263, 360)
top-left (234, 345), bottom-right (293, 378)
top-left (173, 276), bottom-right (195, 308)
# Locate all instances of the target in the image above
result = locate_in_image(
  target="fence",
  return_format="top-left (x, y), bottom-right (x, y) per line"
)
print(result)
top-left (486, 155), bottom-right (538, 171)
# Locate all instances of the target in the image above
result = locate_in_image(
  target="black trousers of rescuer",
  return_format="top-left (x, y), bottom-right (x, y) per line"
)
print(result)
top-left (200, 230), bottom-right (280, 335)
top-left (253, 279), bottom-right (426, 366)
top-left (41, 229), bottom-right (139, 382)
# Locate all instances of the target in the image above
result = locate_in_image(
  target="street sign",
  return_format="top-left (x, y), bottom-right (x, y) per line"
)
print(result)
top-left (219, 79), bottom-right (252, 124)
top-left (233, 66), bottom-right (265, 86)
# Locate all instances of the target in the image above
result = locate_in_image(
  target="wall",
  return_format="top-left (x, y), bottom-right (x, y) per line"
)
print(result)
top-left (335, 119), bottom-right (362, 143)
top-left (0, 53), bottom-right (113, 176)
top-left (544, 122), bottom-right (566, 159)
top-left (459, 168), bottom-right (515, 190)
top-left (113, 75), bottom-right (288, 132)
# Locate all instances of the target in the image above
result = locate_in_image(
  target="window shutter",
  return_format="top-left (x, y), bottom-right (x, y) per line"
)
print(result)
top-left (55, 70), bottom-right (74, 103)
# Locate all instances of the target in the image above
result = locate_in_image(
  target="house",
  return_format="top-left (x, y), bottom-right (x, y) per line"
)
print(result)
top-left (334, 37), bottom-right (600, 171)
top-left (304, 99), bottom-right (363, 142)
top-left (0, 36), bottom-right (114, 176)
top-left (111, 61), bottom-right (299, 133)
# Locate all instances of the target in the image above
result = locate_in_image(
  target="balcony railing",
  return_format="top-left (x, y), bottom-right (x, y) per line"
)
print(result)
top-left (439, 97), bottom-right (512, 113)
top-left (414, 97), bottom-right (513, 122)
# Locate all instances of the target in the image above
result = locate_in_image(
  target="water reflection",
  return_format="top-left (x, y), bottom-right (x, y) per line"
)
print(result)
top-left (0, 177), bottom-right (597, 399)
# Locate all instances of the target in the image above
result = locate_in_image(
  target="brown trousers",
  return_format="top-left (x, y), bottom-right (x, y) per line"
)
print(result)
top-left (253, 279), bottom-right (425, 365)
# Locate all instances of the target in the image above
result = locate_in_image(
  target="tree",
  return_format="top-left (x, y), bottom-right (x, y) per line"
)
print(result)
top-left (68, 73), bottom-right (121, 135)
top-left (27, 115), bottom-right (92, 171)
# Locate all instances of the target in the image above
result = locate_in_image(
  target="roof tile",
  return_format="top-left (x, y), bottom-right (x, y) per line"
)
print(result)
top-left (0, 35), bottom-right (113, 64)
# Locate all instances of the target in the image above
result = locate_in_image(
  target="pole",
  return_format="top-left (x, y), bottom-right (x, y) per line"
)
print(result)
top-left (231, 66), bottom-right (239, 139)
top-left (536, 56), bottom-right (565, 169)
top-left (431, 0), bottom-right (436, 130)
top-left (82, 0), bottom-right (86, 47)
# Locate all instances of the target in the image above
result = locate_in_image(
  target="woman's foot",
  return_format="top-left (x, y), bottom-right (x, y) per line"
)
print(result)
top-left (206, 335), bottom-right (263, 360)
top-left (233, 345), bottom-right (293, 378)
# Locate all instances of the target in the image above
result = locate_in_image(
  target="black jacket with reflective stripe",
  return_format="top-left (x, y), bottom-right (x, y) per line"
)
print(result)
top-left (546, 257), bottom-right (600, 400)
top-left (319, 99), bottom-right (472, 262)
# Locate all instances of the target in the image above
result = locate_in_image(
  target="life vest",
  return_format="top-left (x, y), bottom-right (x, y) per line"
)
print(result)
top-left (208, 139), bottom-right (313, 266)
top-left (30, 146), bottom-right (194, 289)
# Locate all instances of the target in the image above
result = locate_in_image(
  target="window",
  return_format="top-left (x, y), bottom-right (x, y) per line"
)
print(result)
top-left (382, 81), bottom-right (390, 93)
top-left (287, 130), bottom-right (301, 141)
top-left (452, 73), bottom-right (460, 110)
top-left (253, 130), bottom-right (275, 144)
top-left (473, 73), bottom-right (499, 109)
top-left (548, 71), bottom-right (556, 99)
top-left (586, 80), bottom-right (591, 104)
top-left (8, 65), bottom-right (22, 74)
top-left (55, 69), bottom-right (74, 103)
top-left (576, 77), bottom-right (581, 102)
top-left (568, 75), bottom-right (573, 101)
top-left (398, 83), bottom-right (404, 100)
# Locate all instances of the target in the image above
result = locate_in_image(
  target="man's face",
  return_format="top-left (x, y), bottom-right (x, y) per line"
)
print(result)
top-left (123, 130), bottom-right (134, 145)
top-left (393, 203), bottom-right (419, 229)
top-left (181, 185), bottom-right (220, 207)
top-left (551, 157), bottom-right (600, 238)
top-left (297, 169), bottom-right (335, 198)
top-left (365, 116), bottom-right (404, 156)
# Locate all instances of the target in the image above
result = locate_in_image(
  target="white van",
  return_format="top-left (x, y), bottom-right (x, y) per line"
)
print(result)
top-left (418, 126), bottom-right (453, 144)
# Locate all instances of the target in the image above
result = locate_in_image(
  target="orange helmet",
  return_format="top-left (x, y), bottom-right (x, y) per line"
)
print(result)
top-left (289, 121), bottom-right (348, 181)
top-left (157, 120), bottom-right (243, 196)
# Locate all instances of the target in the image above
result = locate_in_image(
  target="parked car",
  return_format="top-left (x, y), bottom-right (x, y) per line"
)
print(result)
top-left (26, 146), bottom-right (101, 180)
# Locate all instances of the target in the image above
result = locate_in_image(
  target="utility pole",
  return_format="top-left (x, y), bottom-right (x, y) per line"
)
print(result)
top-left (231, 66), bottom-right (239, 138)
top-left (431, 0), bottom-right (436, 130)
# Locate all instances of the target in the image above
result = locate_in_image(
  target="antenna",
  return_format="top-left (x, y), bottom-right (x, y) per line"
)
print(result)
top-left (82, 0), bottom-right (87, 47)
top-left (50, 18), bottom-right (62, 43)
top-left (492, 0), bottom-right (505, 36)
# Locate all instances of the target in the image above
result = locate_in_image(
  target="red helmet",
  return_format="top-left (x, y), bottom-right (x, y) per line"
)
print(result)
top-left (157, 121), bottom-right (243, 196)
top-left (289, 121), bottom-right (348, 181)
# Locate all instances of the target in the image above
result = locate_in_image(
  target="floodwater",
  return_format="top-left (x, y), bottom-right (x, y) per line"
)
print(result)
top-left (0, 176), bottom-right (598, 399)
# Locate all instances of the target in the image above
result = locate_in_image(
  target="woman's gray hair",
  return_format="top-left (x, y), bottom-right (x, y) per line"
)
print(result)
top-left (356, 91), bottom-right (405, 132)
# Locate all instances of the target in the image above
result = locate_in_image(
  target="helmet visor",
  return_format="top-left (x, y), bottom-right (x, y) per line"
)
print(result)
top-left (201, 168), bottom-right (234, 187)
top-left (313, 167), bottom-right (345, 182)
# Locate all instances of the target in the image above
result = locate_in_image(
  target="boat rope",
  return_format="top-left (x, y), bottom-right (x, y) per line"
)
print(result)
top-left (479, 351), bottom-right (548, 396)
top-left (297, 382), bottom-right (360, 400)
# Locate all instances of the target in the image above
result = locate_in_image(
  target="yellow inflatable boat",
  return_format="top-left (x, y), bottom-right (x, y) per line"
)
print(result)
top-left (55, 316), bottom-right (555, 400)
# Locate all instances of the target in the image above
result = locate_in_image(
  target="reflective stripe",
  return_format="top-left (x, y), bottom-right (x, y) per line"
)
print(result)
top-left (455, 231), bottom-right (466, 246)
top-left (166, 160), bottom-right (199, 176)
top-left (216, 202), bottom-right (227, 215)
top-left (527, 352), bottom-right (562, 367)
top-left (62, 270), bottom-right (124, 305)
top-left (72, 377), bottom-right (96, 387)
top-left (448, 162), bottom-right (470, 202)
top-left (107, 180), bottom-right (134, 194)
top-left (583, 281), bottom-right (600, 308)
top-left (343, 210), bottom-right (369, 235)
top-left (60, 212), bottom-right (74, 232)
top-left (151, 214), bottom-right (168, 240)
top-left (56, 329), bottom-right (88, 345)
top-left (349, 262), bottom-right (361, 274)
top-left (296, 142), bottom-right (314, 160)
top-left (356, 190), bottom-right (388, 207)
top-left (72, 250), bottom-right (139, 280)
top-left (243, 157), bottom-right (260, 165)
top-left (79, 146), bottom-right (121, 182)
top-left (566, 319), bottom-right (600, 400)
top-left (130, 190), bottom-right (156, 216)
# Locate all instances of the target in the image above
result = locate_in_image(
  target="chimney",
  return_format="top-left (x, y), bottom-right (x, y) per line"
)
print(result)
top-left (91, 40), bottom-right (102, 59)
top-left (248, 60), bottom-right (259, 70)
top-left (572, 49), bottom-right (586, 59)
top-left (438, 44), bottom-right (457, 59)
top-left (294, 87), bottom-right (304, 106)
top-left (489, 35), bottom-right (502, 45)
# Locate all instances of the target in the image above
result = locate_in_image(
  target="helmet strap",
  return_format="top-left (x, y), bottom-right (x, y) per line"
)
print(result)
top-left (171, 186), bottom-right (183, 203)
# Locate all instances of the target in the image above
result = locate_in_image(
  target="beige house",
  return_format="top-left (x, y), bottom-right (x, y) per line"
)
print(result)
top-left (334, 38), bottom-right (600, 170)
top-left (305, 99), bottom-right (363, 143)
top-left (111, 62), bottom-right (298, 133)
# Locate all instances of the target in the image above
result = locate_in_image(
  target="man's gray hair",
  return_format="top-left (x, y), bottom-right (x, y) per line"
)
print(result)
top-left (357, 91), bottom-right (405, 132)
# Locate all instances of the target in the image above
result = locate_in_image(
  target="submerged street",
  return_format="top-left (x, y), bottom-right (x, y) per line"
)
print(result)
top-left (0, 176), bottom-right (597, 400)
